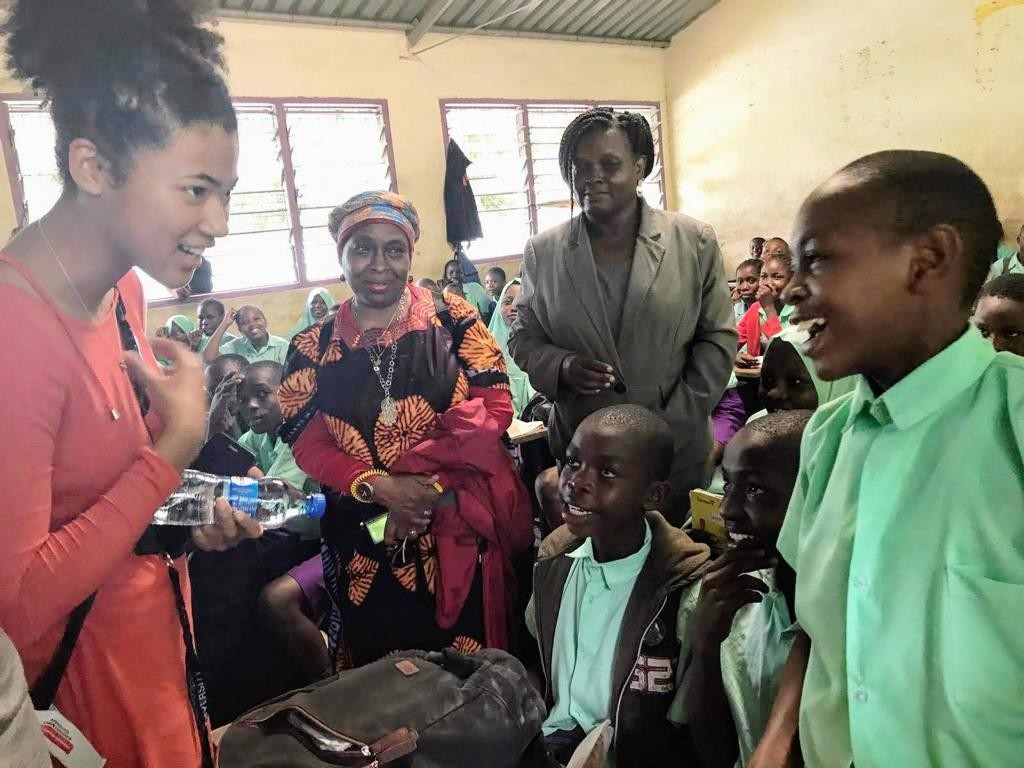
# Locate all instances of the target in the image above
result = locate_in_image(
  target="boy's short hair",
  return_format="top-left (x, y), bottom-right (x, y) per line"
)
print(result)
top-left (837, 150), bottom-right (1002, 306)
top-left (980, 273), bottom-right (1024, 302)
top-left (737, 257), bottom-right (764, 273)
top-left (206, 353), bottom-right (248, 376)
top-left (743, 409), bottom-right (813, 459)
top-left (246, 360), bottom-right (284, 384)
top-left (584, 405), bottom-right (675, 481)
top-left (236, 304), bottom-right (263, 323)
top-left (486, 266), bottom-right (506, 280)
top-left (199, 297), bottom-right (225, 315)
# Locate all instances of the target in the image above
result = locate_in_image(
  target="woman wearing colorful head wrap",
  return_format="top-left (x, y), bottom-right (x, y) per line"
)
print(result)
top-left (287, 287), bottom-right (334, 341)
top-left (487, 278), bottom-right (536, 417)
top-left (279, 191), bottom-right (532, 670)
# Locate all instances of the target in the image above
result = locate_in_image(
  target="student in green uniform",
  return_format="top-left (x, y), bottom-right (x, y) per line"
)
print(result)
top-left (676, 410), bottom-right (811, 768)
top-left (164, 314), bottom-right (195, 347)
top-left (986, 223), bottom-right (1023, 281)
top-left (752, 150), bottom-right (1024, 768)
top-left (286, 287), bottom-right (333, 341)
top-left (974, 273), bottom-right (1024, 357)
top-left (196, 297), bottom-right (236, 352)
top-left (236, 361), bottom-right (312, 494)
top-left (756, 325), bottom-right (858, 416)
top-left (487, 278), bottom-right (536, 416)
top-left (205, 353), bottom-right (248, 439)
top-left (443, 258), bottom-right (492, 320)
top-left (203, 304), bottom-right (289, 364)
top-left (527, 405), bottom-right (710, 768)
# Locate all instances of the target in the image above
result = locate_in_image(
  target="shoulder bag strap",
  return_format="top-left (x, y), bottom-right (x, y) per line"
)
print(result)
top-left (29, 594), bottom-right (97, 710)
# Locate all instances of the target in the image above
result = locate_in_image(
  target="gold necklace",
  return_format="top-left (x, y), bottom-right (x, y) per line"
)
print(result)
top-left (37, 217), bottom-right (95, 319)
top-left (352, 288), bottom-right (407, 426)
top-left (34, 218), bottom-right (124, 421)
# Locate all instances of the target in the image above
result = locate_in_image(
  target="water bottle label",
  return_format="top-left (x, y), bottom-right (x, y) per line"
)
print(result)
top-left (226, 477), bottom-right (260, 515)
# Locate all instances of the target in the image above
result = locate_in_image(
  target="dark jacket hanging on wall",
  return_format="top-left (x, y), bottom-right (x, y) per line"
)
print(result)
top-left (444, 138), bottom-right (483, 245)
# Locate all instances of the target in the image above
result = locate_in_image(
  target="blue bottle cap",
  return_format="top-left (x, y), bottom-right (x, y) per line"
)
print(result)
top-left (307, 493), bottom-right (327, 519)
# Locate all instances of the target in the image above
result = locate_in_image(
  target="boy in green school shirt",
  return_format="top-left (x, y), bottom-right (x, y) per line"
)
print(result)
top-left (237, 361), bottom-right (318, 539)
top-left (204, 304), bottom-right (290, 364)
top-left (526, 405), bottom-right (710, 768)
top-left (752, 151), bottom-right (1024, 768)
top-left (675, 410), bottom-right (812, 768)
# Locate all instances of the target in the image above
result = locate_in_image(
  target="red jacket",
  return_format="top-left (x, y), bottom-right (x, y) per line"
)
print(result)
top-left (392, 398), bottom-right (533, 651)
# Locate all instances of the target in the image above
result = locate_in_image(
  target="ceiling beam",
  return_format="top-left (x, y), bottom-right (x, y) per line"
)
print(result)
top-left (406, 0), bottom-right (457, 47)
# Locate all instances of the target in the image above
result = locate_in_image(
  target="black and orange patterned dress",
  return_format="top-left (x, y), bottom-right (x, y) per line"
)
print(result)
top-left (279, 284), bottom-right (529, 669)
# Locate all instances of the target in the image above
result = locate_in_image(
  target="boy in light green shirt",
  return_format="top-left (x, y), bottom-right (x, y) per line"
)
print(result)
top-left (237, 361), bottom-right (318, 539)
top-left (203, 304), bottom-right (289, 365)
top-left (674, 410), bottom-right (812, 768)
top-left (753, 151), bottom-right (1024, 768)
top-left (526, 405), bottom-right (710, 767)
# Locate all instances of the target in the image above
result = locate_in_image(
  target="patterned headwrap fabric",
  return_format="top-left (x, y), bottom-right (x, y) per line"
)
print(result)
top-left (333, 191), bottom-right (420, 251)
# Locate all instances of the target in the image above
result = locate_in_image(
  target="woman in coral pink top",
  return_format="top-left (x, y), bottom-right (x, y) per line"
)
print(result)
top-left (0, 2), bottom-right (258, 766)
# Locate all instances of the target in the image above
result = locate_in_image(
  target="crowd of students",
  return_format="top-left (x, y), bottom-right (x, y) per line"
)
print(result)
top-left (0, 2), bottom-right (1021, 768)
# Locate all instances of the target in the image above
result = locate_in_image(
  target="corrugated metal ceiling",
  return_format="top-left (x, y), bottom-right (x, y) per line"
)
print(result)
top-left (216, 1), bottom-right (719, 46)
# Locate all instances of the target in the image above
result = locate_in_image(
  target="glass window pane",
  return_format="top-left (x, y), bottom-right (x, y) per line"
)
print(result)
top-left (443, 105), bottom-right (531, 260)
top-left (285, 104), bottom-right (394, 282)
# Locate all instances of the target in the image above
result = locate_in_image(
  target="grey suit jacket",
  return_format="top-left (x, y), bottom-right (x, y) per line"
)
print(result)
top-left (508, 202), bottom-right (737, 486)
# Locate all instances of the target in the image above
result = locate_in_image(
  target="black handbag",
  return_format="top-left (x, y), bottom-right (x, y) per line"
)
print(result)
top-left (217, 648), bottom-right (547, 768)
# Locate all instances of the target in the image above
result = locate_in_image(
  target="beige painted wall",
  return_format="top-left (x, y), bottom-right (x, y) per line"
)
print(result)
top-left (665, 0), bottom-right (1024, 271)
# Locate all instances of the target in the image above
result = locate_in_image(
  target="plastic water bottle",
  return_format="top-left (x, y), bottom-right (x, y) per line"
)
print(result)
top-left (153, 470), bottom-right (327, 528)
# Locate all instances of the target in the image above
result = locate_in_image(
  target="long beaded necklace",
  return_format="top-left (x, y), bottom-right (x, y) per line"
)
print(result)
top-left (355, 289), bottom-right (407, 426)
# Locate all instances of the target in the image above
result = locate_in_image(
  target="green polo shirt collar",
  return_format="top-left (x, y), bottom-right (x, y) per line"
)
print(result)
top-left (566, 522), bottom-right (652, 590)
top-left (844, 326), bottom-right (994, 432)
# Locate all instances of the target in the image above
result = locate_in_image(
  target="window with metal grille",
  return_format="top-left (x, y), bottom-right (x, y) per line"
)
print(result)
top-left (0, 98), bottom-right (396, 303)
top-left (441, 99), bottom-right (665, 261)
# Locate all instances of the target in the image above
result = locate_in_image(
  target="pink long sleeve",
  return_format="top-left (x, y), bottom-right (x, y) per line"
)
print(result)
top-left (0, 345), bottom-right (181, 648)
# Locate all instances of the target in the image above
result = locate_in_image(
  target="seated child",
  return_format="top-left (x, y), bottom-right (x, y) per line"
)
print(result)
top-left (196, 297), bottom-right (236, 352)
top-left (203, 304), bottom-right (289, 364)
top-left (974, 273), bottom-right (1024, 356)
top-left (259, 555), bottom-right (330, 685)
top-left (443, 258), bottom-right (492, 320)
top-left (986, 223), bottom-right (1023, 280)
top-left (236, 361), bottom-right (315, 500)
top-left (286, 287), bottom-right (333, 341)
top-left (488, 277), bottom-right (536, 416)
top-left (732, 258), bottom-right (763, 324)
top-left (484, 266), bottom-right (508, 300)
top-left (415, 277), bottom-right (440, 293)
top-left (205, 353), bottom-right (249, 440)
top-left (757, 325), bottom-right (857, 416)
top-left (675, 410), bottom-right (812, 768)
top-left (749, 237), bottom-right (766, 259)
top-left (164, 314), bottom-right (196, 348)
top-left (755, 150), bottom-right (1024, 767)
top-left (736, 241), bottom-right (794, 366)
top-left (528, 405), bottom-right (710, 768)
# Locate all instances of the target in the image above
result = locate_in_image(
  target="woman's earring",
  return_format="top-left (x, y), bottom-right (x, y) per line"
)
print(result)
top-left (636, 183), bottom-right (644, 199)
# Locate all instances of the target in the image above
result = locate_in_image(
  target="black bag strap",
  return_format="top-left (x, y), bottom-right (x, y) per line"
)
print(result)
top-left (29, 593), bottom-right (97, 710)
